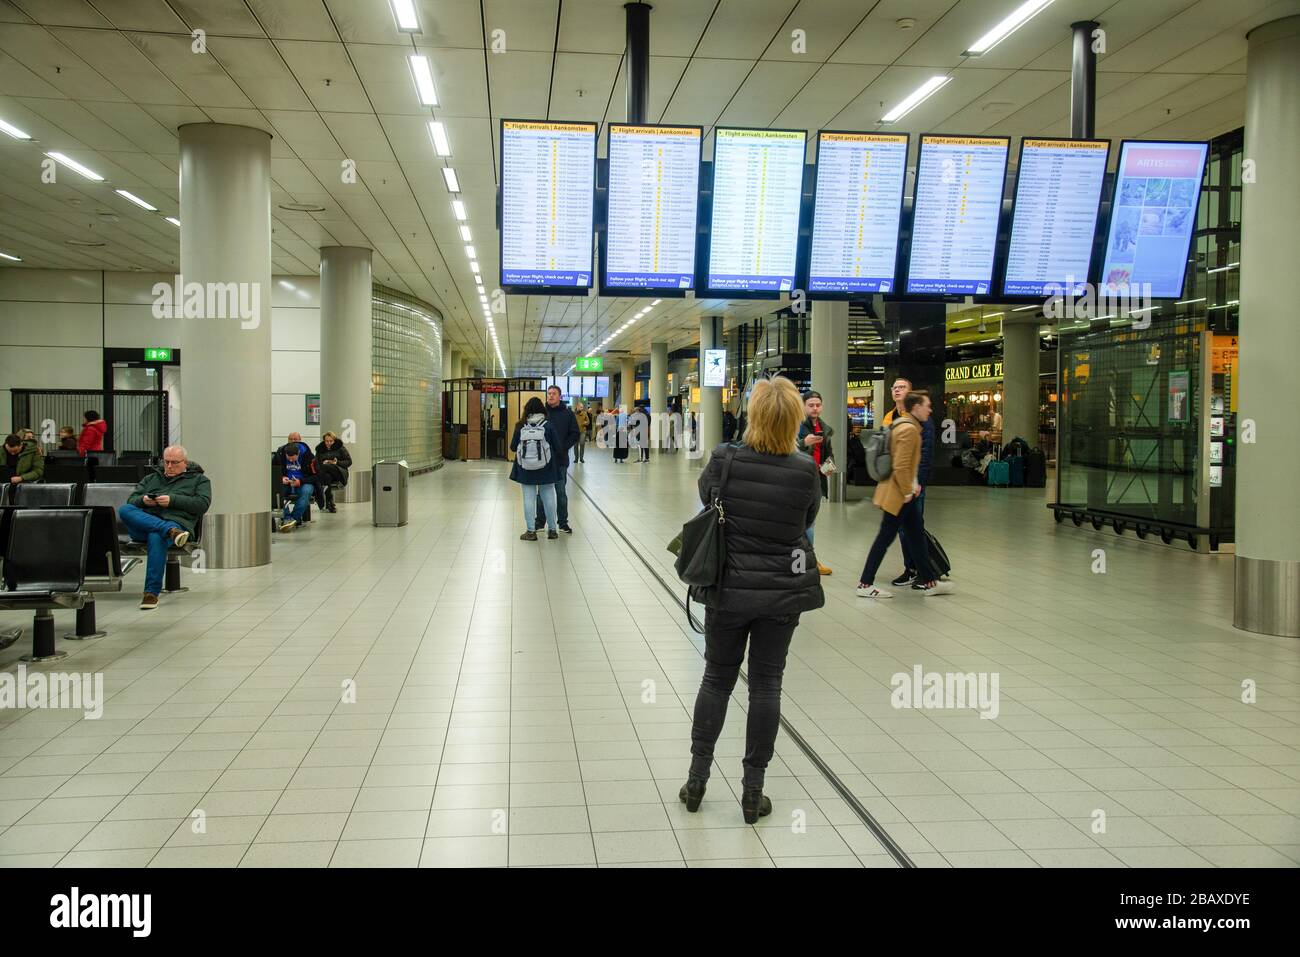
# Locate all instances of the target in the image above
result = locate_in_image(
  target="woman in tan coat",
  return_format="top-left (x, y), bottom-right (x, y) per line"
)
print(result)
top-left (856, 392), bottom-right (954, 598)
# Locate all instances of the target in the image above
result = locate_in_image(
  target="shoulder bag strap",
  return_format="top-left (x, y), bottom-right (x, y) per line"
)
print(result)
top-left (711, 444), bottom-right (740, 512)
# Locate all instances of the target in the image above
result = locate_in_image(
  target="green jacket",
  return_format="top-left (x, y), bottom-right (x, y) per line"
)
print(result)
top-left (9, 438), bottom-right (44, 483)
top-left (127, 463), bottom-right (212, 535)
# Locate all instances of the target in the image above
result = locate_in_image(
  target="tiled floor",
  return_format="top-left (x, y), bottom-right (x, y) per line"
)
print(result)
top-left (0, 449), bottom-right (1296, 868)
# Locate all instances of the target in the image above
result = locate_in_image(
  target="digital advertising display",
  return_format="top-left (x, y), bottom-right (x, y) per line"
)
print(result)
top-left (1100, 140), bottom-right (1209, 298)
top-left (906, 134), bottom-right (1010, 296)
top-left (707, 127), bottom-right (806, 293)
top-left (605, 124), bottom-right (701, 292)
top-left (808, 131), bottom-right (908, 295)
top-left (1003, 138), bottom-right (1110, 297)
top-left (500, 119), bottom-right (597, 290)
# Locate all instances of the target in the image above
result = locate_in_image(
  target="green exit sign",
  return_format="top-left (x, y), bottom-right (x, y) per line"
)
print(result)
top-left (143, 348), bottom-right (172, 361)
top-left (576, 356), bottom-right (602, 372)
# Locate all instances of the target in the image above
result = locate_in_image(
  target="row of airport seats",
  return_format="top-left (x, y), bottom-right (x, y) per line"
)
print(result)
top-left (41, 451), bottom-right (156, 486)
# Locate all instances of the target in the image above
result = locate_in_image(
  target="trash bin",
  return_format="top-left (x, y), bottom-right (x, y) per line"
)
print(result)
top-left (371, 460), bottom-right (409, 527)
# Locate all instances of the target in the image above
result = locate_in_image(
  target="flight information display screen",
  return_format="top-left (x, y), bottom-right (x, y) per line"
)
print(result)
top-left (906, 134), bottom-right (1010, 295)
top-left (1003, 138), bottom-right (1110, 297)
top-left (1100, 140), bottom-right (1209, 298)
top-left (605, 124), bottom-right (701, 291)
top-left (500, 119), bottom-right (596, 289)
top-left (707, 127), bottom-right (806, 292)
top-left (808, 132), bottom-right (908, 294)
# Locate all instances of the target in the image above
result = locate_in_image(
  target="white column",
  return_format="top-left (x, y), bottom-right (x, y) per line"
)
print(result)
top-left (620, 356), bottom-right (636, 411)
top-left (650, 341), bottom-right (668, 451)
top-left (442, 340), bottom-right (455, 381)
top-left (319, 246), bottom-right (373, 502)
top-left (1236, 15), bottom-right (1300, 637)
top-left (178, 123), bottom-right (272, 568)
top-left (810, 300), bottom-right (848, 500)
top-left (697, 316), bottom-right (723, 465)
top-left (1001, 319), bottom-right (1040, 448)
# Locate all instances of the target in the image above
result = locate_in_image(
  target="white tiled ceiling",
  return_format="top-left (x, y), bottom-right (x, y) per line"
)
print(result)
top-left (0, 0), bottom-right (1292, 372)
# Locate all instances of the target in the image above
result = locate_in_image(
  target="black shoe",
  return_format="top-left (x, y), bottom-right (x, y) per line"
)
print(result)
top-left (741, 787), bottom-right (772, 824)
top-left (559, 524), bottom-right (572, 534)
top-left (678, 777), bottom-right (706, 812)
top-left (891, 569), bottom-right (916, 587)
top-left (547, 529), bottom-right (558, 540)
top-left (520, 530), bottom-right (538, 541)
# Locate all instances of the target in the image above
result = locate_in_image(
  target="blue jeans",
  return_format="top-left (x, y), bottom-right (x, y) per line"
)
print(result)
top-left (119, 503), bottom-right (182, 596)
top-left (283, 482), bottom-right (314, 521)
top-left (524, 483), bottom-right (557, 531)
top-left (535, 471), bottom-right (569, 527)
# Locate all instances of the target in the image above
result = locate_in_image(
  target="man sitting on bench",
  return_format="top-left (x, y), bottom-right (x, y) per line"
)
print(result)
top-left (119, 445), bottom-right (211, 610)
top-left (277, 443), bottom-right (313, 531)
top-left (2, 432), bottom-right (45, 486)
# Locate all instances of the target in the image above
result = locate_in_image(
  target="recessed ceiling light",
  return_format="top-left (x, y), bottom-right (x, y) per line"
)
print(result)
top-left (964, 0), bottom-right (1057, 56)
top-left (442, 167), bottom-right (460, 192)
top-left (0, 117), bottom-right (31, 140)
top-left (114, 189), bottom-right (157, 211)
top-left (459, 225), bottom-right (472, 242)
top-left (46, 151), bottom-right (103, 181)
top-left (0, 251), bottom-right (22, 261)
top-left (165, 216), bottom-right (180, 227)
top-left (409, 55), bottom-right (438, 106)
top-left (428, 121), bottom-right (450, 156)
top-left (391, 0), bottom-right (420, 32)
top-left (452, 200), bottom-right (467, 221)
top-left (278, 202), bottom-right (327, 212)
top-left (881, 76), bottom-right (951, 123)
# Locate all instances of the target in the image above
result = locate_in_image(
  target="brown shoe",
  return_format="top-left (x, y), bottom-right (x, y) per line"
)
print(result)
top-left (818, 562), bottom-right (832, 576)
top-left (167, 528), bottom-right (189, 549)
top-left (139, 593), bottom-right (159, 610)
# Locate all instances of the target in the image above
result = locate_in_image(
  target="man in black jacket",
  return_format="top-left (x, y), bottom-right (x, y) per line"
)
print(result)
top-left (535, 386), bottom-right (581, 534)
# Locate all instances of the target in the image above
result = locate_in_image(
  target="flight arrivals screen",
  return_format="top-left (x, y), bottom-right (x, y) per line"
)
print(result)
top-left (1003, 138), bottom-right (1110, 297)
top-left (1100, 140), bottom-right (1209, 298)
top-left (906, 134), bottom-right (1010, 295)
top-left (500, 120), bottom-right (596, 289)
top-left (605, 124), bottom-right (702, 291)
top-left (808, 132), bottom-right (908, 294)
top-left (707, 127), bottom-right (806, 292)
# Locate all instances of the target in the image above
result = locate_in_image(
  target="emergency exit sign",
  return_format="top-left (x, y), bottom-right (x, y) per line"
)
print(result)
top-left (576, 356), bottom-right (602, 372)
top-left (143, 348), bottom-right (172, 361)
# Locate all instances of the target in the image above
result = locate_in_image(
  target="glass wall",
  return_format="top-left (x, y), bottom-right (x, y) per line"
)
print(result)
top-left (371, 285), bottom-right (443, 471)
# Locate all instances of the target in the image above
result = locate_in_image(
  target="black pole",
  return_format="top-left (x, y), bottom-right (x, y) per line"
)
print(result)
top-left (624, 3), bottom-right (651, 124)
top-left (1070, 21), bottom-right (1099, 138)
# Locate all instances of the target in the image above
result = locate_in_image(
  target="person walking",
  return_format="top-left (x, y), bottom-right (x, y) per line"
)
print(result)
top-left (574, 402), bottom-right (591, 463)
top-left (77, 410), bottom-right (107, 455)
top-left (510, 396), bottom-right (563, 540)
top-left (679, 376), bottom-right (824, 824)
top-left (881, 378), bottom-right (936, 588)
top-left (796, 390), bottom-right (834, 577)
top-left (856, 391), bottom-right (953, 598)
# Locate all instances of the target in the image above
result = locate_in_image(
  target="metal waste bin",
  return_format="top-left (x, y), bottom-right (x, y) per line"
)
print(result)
top-left (371, 461), bottom-right (409, 527)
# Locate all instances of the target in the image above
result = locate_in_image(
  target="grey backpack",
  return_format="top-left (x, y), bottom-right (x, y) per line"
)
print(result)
top-left (865, 421), bottom-right (902, 482)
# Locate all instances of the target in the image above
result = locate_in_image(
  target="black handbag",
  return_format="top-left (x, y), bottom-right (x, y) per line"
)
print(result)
top-left (667, 446), bottom-right (739, 632)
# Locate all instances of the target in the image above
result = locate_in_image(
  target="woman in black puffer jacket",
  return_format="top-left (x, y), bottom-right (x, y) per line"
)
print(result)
top-left (680, 375), bottom-right (824, 825)
top-left (314, 432), bottom-right (352, 512)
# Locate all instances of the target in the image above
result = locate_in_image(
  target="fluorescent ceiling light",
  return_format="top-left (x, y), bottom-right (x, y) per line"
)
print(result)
top-left (441, 167), bottom-right (460, 192)
top-left (115, 189), bottom-right (157, 211)
top-left (459, 225), bottom-right (472, 242)
top-left (408, 55), bottom-right (438, 106)
top-left (464, 245), bottom-right (476, 259)
top-left (1011, 304), bottom-right (1037, 311)
top-left (428, 121), bottom-right (451, 156)
top-left (1175, 297), bottom-right (1206, 305)
top-left (0, 251), bottom-right (22, 262)
top-left (470, 261), bottom-right (480, 273)
top-left (46, 151), bottom-right (104, 181)
top-left (652, 299), bottom-right (661, 305)
top-left (452, 200), bottom-right (466, 221)
top-left (881, 76), bottom-right (951, 123)
top-left (391, 0), bottom-right (420, 32)
top-left (165, 217), bottom-right (180, 227)
top-left (964, 0), bottom-right (1056, 56)
top-left (0, 117), bottom-right (31, 140)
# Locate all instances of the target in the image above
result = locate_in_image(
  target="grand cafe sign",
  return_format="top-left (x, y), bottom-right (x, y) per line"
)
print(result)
top-left (946, 360), bottom-right (1004, 383)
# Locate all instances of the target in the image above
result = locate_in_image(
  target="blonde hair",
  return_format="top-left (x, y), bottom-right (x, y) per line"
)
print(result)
top-left (744, 376), bottom-right (802, 455)
top-left (321, 431), bottom-right (337, 442)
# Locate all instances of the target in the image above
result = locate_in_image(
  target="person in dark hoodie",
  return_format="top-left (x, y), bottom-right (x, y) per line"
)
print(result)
top-left (313, 431), bottom-right (351, 512)
top-left (679, 376), bottom-right (824, 825)
top-left (3, 432), bottom-right (45, 486)
top-left (120, 445), bottom-right (211, 610)
top-left (534, 385), bottom-right (580, 534)
top-left (511, 396), bottom-right (563, 540)
top-left (77, 410), bottom-right (107, 455)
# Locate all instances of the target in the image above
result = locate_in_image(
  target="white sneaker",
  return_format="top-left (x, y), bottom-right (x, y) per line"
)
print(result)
top-left (856, 584), bottom-right (893, 599)
top-left (919, 580), bottom-right (955, 597)
top-left (279, 519), bottom-right (297, 532)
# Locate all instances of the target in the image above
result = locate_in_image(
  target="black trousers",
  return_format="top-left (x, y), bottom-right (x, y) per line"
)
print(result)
top-left (689, 607), bottom-right (798, 789)
top-left (859, 499), bottom-right (934, 586)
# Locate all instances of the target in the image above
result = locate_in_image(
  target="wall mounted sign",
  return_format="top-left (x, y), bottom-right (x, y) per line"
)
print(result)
top-left (305, 394), bottom-right (320, 425)
top-left (945, 360), bottom-right (1004, 383)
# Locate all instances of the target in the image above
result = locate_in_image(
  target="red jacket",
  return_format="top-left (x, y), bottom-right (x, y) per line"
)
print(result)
top-left (77, 419), bottom-right (107, 454)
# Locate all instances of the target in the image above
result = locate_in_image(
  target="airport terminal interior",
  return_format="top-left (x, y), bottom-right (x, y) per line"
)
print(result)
top-left (0, 0), bottom-right (1297, 870)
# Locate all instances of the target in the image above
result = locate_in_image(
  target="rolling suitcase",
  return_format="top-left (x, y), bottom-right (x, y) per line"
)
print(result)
top-left (987, 459), bottom-right (1010, 487)
top-left (1008, 454), bottom-right (1025, 487)
top-left (924, 530), bottom-right (951, 580)
top-left (1025, 448), bottom-right (1047, 487)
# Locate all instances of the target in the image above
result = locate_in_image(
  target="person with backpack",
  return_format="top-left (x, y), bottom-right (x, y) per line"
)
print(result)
top-left (796, 390), bottom-right (834, 577)
top-left (857, 391), bottom-right (953, 598)
top-left (881, 378), bottom-right (936, 588)
top-left (533, 386), bottom-right (580, 534)
top-left (511, 396), bottom-right (563, 541)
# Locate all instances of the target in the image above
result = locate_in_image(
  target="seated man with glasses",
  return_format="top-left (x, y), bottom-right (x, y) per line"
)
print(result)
top-left (119, 445), bottom-right (211, 610)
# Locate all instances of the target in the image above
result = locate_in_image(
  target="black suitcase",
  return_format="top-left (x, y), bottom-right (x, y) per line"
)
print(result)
top-left (924, 530), bottom-right (951, 579)
top-left (1025, 448), bottom-right (1047, 487)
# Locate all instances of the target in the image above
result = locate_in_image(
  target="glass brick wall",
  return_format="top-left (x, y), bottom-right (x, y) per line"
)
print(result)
top-left (371, 285), bottom-right (443, 471)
